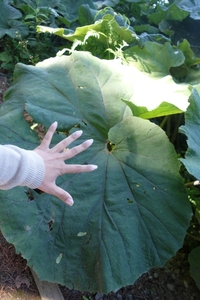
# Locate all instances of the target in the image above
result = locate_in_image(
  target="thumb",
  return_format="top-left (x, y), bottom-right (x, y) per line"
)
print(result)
top-left (50, 185), bottom-right (74, 206)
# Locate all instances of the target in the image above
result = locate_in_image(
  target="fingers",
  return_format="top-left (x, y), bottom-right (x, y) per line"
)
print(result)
top-left (61, 139), bottom-right (94, 160)
top-left (40, 182), bottom-right (74, 206)
top-left (51, 185), bottom-right (74, 206)
top-left (40, 123), bottom-right (92, 158)
top-left (52, 130), bottom-right (83, 153)
top-left (61, 164), bottom-right (98, 174)
top-left (40, 122), bottom-right (58, 149)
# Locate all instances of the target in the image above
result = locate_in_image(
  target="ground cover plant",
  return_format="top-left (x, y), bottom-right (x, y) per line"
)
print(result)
top-left (0, 0), bottom-right (200, 294)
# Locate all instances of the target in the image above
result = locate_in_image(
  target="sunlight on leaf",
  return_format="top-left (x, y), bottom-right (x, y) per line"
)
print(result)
top-left (0, 52), bottom-right (191, 293)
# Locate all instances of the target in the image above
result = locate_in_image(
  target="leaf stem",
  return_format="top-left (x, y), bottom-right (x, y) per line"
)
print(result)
top-left (187, 232), bottom-right (200, 242)
top-left (159, 115), bottom-right (168, 129)
top-left (185, 180), bottom-right (200, 187)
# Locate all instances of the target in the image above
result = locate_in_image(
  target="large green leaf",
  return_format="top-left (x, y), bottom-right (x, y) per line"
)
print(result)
top-left (125, 40), bottom-right (200, 86)
top-left (37, 14), bottom-right (136, 53)
top-left (125, 42), bottom-right (185, 77)
top-left (0, 52), bottom-right (191, 293)
top-left (123, 42), bottom-right (190, 118)
top-left (180, 87), bottom-right (200, 180)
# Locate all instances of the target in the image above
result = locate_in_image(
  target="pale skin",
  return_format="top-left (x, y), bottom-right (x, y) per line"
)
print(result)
top-left (33, 121), bottom-right (98, 206)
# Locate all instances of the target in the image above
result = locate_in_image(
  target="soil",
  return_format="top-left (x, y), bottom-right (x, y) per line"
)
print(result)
top-left (0, 73), bottom-right (9, 102)
top-left (0, 73), bottom-right (200, 300)
top-left (1, 230), bottom-right (200, 300)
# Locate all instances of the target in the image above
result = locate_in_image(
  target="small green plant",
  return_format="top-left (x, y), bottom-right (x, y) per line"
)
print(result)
top-left (0, 0), bottom-right (59, 71)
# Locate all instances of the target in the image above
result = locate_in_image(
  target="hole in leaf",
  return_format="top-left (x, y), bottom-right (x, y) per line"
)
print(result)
top-left (48, 220), bottom-right (54, 231)
top-left (34, 188), bottom-right (44, 194)
top-left (26, 188), bottom-right (44, 201)
top-left (127, 198), bottom-right (133, 204)
top-left (85, 233), bottom-right (92, 244)
top-left (25, 190), bottom-right (34, 201)
top-left (82, 120), bottom-right (87, 125)
top-left (107, 141), bottom-right (115, 152)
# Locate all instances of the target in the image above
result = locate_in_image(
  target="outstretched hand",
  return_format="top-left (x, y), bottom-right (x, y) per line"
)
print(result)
top-left (34, 122), bottom-right (97, 206)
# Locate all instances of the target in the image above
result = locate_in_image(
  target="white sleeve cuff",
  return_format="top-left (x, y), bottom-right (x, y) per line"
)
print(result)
top-left (20, 150), bottom-right (45, 189)
top-left (0, 145), bottom-right (45, 190)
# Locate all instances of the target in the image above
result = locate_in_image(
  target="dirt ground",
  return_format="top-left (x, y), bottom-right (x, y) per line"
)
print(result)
top-left (1, 229), bottom-right (200, 300)
top-left (0, 73), bottom-right (9, 103)
top-left (0, 72), bottom-right (200, 299)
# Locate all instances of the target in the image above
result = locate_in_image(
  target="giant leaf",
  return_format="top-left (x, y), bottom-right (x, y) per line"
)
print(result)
top-left (125, 42), bottom-right (185, 77)
top-left (122, 42), bottom-right (190, 118)
top-left (180, 87), bottom-right (200, 180)
top-left (0, 52), bottom-right (191, 293)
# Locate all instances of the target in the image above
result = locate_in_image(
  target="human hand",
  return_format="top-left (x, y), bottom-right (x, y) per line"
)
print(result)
top-left (34, 122), bottom-right (97, 206)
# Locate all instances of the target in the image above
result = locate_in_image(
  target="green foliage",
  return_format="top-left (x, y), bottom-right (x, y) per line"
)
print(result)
top-left (189, 246), bottom-right (200, 290)
top-left (0, 0), bottom-right (60, 70)
top-left (37, 9), bottom-right (136, 59)
top-left (36, 0), bottom-right (200, 87)
top-left (0, 52), bottom-right (192, 293)
top-left (1, 0), bottom-right (200, 294)
top-left (180, 88), bottom-right (200, 181)
top-left (0, 1), bottom-right (28, 39)
top-left (179, 88), bottom-right (200, 289)
top-left (1, 0), bottom-right (200, 74)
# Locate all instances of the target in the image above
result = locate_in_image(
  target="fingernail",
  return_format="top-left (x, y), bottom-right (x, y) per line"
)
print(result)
top-left (67, 198), bottom-right (74, 206)
top-left (87, 139), bottom-right (94, 144)
top-left (53, 121), bottom-right (58, 128)
top-left (75, 130), bottom-right (83, 136)
top-left (91, 165), bottom-right (98, 170)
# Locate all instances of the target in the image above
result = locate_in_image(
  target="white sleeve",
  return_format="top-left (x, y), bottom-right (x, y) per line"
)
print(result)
top-left (0, 145), bottom-right (45, 190)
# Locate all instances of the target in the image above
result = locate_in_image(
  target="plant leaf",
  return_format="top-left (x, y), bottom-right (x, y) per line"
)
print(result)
top-left (177, 0), bottom-right (200, 20)
top-left (0, 1), bottom-right (28, 38)
top-left (188, 246), bottom-right (200, 289)
top-left (78, 4), bottom-right (97, 26)
top-left (125, 42), bottom-right (185, 76)
top-left (180, 87), bottom-right (200, 180)
top-left (149, 3), bottom-right (189, 25)
top-left (0, 52), bottom-right (191, 293)
top-left (93, 0), bottom-right (120, 9)
top-left (38, 13), bottom-right (136, 47)
top-left (55, 0), bottom-right (95, 24)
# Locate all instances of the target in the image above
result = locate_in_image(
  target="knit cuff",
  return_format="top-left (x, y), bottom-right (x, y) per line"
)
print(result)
top-left (19, 150), bottom-right (45, 189)
top-left (0, 145), bottom-right (45, 190)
